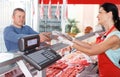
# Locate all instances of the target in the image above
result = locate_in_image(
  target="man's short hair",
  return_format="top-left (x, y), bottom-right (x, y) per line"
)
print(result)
top-left (13, 8), bottom-right (25, 16)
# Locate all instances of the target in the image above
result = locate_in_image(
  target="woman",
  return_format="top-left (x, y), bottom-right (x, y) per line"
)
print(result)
top-left (58, 3), bottom-right (120, 77)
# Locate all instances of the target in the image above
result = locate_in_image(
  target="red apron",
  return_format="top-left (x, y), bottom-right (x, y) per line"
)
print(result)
top-left (96, 26), bottom-right (120, 77)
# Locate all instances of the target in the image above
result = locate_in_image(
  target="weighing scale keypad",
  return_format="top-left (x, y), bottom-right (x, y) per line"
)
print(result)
top-left (23, 47), bottom-right (61, 70)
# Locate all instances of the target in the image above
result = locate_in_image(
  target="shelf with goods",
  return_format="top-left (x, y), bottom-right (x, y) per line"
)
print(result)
top-left (38, 4), bottom-right (62, 33)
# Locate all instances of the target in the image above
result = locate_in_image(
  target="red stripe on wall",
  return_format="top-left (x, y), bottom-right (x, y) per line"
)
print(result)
top-left (39, 0), bottom-right (120, 4)
top-left (68, 0), bottom-right (120, 4)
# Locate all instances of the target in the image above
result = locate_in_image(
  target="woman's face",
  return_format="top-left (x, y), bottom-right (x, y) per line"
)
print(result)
top-left (97, 7), bottom-right (110, 26)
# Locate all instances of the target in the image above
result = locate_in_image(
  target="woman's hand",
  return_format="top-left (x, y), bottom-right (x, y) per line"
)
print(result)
top-left (57, 36), bottom-right (74, 46)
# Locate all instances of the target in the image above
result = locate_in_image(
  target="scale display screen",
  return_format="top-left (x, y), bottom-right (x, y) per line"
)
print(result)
top-left (18, 34), bottom-right (40, 52)
top-left (27, 38), bottom-right (38, 47)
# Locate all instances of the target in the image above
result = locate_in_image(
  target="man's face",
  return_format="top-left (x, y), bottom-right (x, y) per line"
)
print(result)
top-left (12, 10), bottom-right (25, 27)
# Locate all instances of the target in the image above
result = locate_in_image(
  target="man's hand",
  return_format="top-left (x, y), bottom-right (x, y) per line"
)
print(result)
top-left (39, 32), bottom-right (52, 42)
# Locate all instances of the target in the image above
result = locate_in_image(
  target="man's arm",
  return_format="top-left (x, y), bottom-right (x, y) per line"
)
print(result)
top-left (4, 27), bottom-right (27, 43)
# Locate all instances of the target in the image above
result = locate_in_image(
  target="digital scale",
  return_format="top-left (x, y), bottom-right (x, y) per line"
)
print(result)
top-left (18, 34), bottom-right (61, 71)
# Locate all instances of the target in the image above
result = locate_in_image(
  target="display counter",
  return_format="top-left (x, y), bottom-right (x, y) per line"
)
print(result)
top-left (0, 53), bottom-right (23, 77)
top-left (0, 30), bottom-right (102, 77)
top-left (0, 43), bottom-right (69, 77)
top-left (46, 47), bottom-right (98, 77)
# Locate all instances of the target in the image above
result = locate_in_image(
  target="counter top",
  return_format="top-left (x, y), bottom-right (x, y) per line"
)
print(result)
top-left (0, 30), bottom-right (102, 75)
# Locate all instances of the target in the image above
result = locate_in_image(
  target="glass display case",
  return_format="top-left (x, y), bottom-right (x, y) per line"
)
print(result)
top-left (38, 4), bottom-right (62, 32)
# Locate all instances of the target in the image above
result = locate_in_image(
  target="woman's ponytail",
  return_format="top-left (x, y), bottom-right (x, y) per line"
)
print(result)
top-left (115, 17), bottom-right (120, 31)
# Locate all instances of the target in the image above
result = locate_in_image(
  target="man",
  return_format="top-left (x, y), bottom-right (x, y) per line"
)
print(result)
top-left (4, 8), bottom-right (51, 52)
